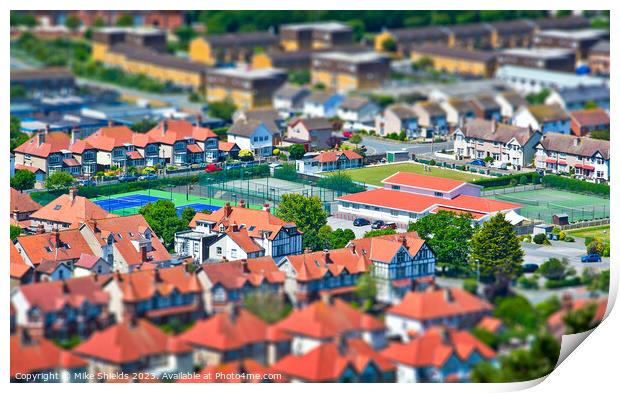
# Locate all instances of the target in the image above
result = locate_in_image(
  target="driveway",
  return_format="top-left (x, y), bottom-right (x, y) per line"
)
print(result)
top-left (361, 136), bottom-right (453, 156)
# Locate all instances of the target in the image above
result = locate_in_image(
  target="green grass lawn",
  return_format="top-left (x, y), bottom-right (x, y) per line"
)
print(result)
top-left (343, 163), bottom-right (485, 186)
top-left (567, 225), bottom-right (610, 242)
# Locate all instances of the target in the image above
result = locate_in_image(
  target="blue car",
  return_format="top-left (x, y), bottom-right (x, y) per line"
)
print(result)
top-left (581, 254), bottom-right (602, 263)
top-left (469, 159), bottom-right (486, 167)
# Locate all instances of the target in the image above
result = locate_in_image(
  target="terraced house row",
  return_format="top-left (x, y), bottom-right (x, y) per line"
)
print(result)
top-left (12, 119), bottom-right (228, 178)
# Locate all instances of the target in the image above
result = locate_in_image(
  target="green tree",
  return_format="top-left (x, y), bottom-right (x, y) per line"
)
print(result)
top-left (11, 85), bottom-right (26, 99)
top-left (288, 144), bottom-right (306, 160)
top-left (243, 292), bottom-right (292, 323)
top-left (588, 269), bottom-right (610, 293)
top-left (273, 164), bottom-right (298, 181)
top-left (289, 70), bottom-right (311, 85)
top-left (10, 225), bottom-right (22, 241)
top-left (410, 210), bottom-right (476, 276)
top-left (526, 88), bottom-right (551, 105)
top-left (355, 266), bottom-right (377, 311)
top-left (139, 200), bottom-right (186, 248)
top-left (174, 25), bottom-right (197, 50)
top-left (536, 295), bottom-right (562, 320)
top-left (586, 238), bottom-right (604, 255)
top-left (207, 100), bottom-right (237, 120)
top-left (363, 228), bottom-right (397, 238)
top-left (276, 194), bottom-right (328, 251)
top-left (10, 116), bottom-right (29, 152)
top-left (92, 17), bottom-right (106, 28)
top-left (130, 118), bottom-right (158, 133)
top-left (538, 257), bottom-right (569, 280)
top-left (181, 207), bottom-right (197, 226)
top-left (347, 19), bottom-right (365, 41)
top-left (349, 133), bottom-right (362, 146)
top-left (583, 100), bottom-right (598, 109)
top-left (11, 170), bottom-right (36, 191)
top-left (331, 228), bottom-right (356, 249)
top-left (116, 13), bottom-right (134, 27)
top-left (413, 56), bottom-right (434, 70)
top-left (45, 171), bottom-right (75, 190)
top-left (590, 130), bottom-right (610, 140)
top-left (381, 37), bottom-right (398, 52)
top-left (563, 303), bottom-right (598, 334)
top-left (494, 295), bottom-right (539, 332)
top-left (316, 172), bottom-right (364, 194)
top-left (470, 213), bottom-right (524, 282)
top-left (64, 15), bottom-right (82, 31)
top-left (317, 225), bottom-right (333, 250)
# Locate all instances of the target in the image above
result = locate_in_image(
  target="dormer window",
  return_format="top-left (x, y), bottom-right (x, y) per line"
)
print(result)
top-left (44, 246), bottom-right (53, 253)
top-left (53, 205), bottom-right (62, 210)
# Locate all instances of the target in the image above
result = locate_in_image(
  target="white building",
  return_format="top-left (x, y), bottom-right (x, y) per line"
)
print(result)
top-left (336, 96), bottom-right (380, 130)
top-left (512, 104), bottom-right (571, 134)
top-left (295, 150), bottom-right (363, 175)
top-left (302, 91), bottom-right (344, 118)
top-left (227, 119), bottom-right (274, 157)
top-left (495, 65), bottom-right (608, 95)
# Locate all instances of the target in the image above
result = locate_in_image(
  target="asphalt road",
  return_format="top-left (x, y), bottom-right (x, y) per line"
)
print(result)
top-left (361, 136), bottom-right (453, 156)
top-left (521, 238), bottom-right (609, 274)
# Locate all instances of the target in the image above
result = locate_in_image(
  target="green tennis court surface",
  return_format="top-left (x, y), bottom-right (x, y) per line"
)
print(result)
top-left (91, 189), bottom-right (264, 216)
top-left (489, 188), bottom-right (609, 224)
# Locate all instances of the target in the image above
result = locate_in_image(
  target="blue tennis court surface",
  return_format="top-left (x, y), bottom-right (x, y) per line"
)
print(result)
top-left (175, 203), bottom-right (221, 215)
top-left (94, 194), bottom-right (169, 211)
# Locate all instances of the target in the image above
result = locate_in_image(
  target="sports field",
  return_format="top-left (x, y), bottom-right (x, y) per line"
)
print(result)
top-left (91, 189), bottom-right (263, 216)
top-left (489, 188), bottom-right (610, 224)
top-left (343, 163), bottom-right (485, 186)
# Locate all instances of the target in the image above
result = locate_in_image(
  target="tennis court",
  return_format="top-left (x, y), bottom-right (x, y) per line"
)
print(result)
top-left (489, 188), bottom-right (610, 223)
top-left (91, 189), bottom-right (263, 216)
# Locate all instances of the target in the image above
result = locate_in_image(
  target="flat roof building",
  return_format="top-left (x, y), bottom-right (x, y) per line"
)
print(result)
top-left (497, 48), bottom-right (576, 72)
top-left (311, 51), bottom-right (390, 93)
top-left (280, 21), bottom-right (353, 51)
top-left (206, 67), bottom-right (287, 110)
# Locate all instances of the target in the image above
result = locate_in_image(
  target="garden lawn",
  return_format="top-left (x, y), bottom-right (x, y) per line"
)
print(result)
top-left (566, 225), bottom-right (610, 242)
top-left (343, 163), bottom-right (484, 186)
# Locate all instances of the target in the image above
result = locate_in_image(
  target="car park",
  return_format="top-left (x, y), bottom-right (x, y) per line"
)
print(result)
top-left (353, 218), bottom-right (371, 227)
top-left (371, 220), bottom-right (385, 229)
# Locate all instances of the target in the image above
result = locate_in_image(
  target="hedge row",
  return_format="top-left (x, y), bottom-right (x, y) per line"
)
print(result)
top-left (541, 175), bottom-right (609, 197)
top-left (544, 277), bottom-right (582, 289)
top-left (472, 172), bottom-right (540, 188)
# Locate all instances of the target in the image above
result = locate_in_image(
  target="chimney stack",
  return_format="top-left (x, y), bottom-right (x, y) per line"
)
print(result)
top-left (141, 245), bottom-right (148, 264)
top-left (44, 124), bottom-right (50, 134)
top-left (320, 291), bottom-right (332, 305)
top-left (230, 223), bottom-right (239, 232)
top-left (12, 209), bottom-right (19, 223)
top-left (443, 288), bottom-right (454, 302)
top-left (346, 242), bottom-right (356, 254)
top-left (162, 120), bottom-right (168, 134)
top-left (38, 132), bottom-right (46, 146)
top-left (304, 247), bottom-right (312, 254)
top-left (241, 259), bottom-right (250, 273)
top-left (69, 187), bottom-right (78, 203)
top-left (36, 224), bottom-right (45, 234)
top-left (223, 202), bottom-right (232, 218)
top-left (262, 203), bottom-right (270, 212)
top-left (238, 199), bottom-right (246, 208)
top-left (323, 249), bottom-right (332, 264)
top-left (561, 292), bottom-right (573, 310)
top-left (53, 228), bottom-right (61, 247)
top-left (574, 137), bottom-right (581, 147)
top-left (70, 127), bottom-right (80, 145)
top-left (196, 114), bottom-right (203, 127)
top-left (491, 118), bottom-right (497, 133)
top-left (399, 234), bottom-right (407, 246)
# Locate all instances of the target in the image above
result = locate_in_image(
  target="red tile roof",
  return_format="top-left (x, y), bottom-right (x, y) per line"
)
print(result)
top-left (13, 132), bottom-right (71, 158)
top-left (146, 119), bottom-right (217, 145)
top-left (218, 141), bottom-right (239, 152)
top-left (16, 228), bottom-right (94, 265)
top-left (18, 275), bottom-right (109, 312)
top-left (75, 319), bottom-right (191, 364)
top-left (109, 265), bottom-right (202, 302)
top-left (476, 316), bottom-right (503, 333)
top-left (10, 188), bottom-right (42, 214)
top-left (11, 335), bottom-right (87, 378)
top-left (350, 232), bottom-right (426, 264)
top-left (179, 359), bottom-right (286, 383)
top-left (190, 204), bottom-right (297, 241)
top-left (179, 309), bottom-right (270, 351)
top-left (273, 338), bottom-right (395, 382)
top-left (10, 241), bottom-right (32, 279)
top-left (314, 150), bottom-right (363, 163)
top-left (570, 108), bottom-right (610, 128)
top-left (202, 258), bottom-right (285, 290)
top-left (338, 188), bottom-right (520, 216)
top-left (71, 126), bottom-right (152, 153)
top-left (127, 150), bottom-right (144, 159)
top-left (186, 144), bottom-right (203, 153)
top-left (81, 215), bottom-right (171, 267)
top-left (547, 297), bottom-right (608, 332)
top-left (284, 247), bottom-right (370, 282)
top-left (387, 288), bottom-right (492, 322)
top-left (274, 298), bottom-right (384, 339)
top-left (30, 191), bottom-right (116, 227)
top-left (74, 253), bottom-right (103, 269)
top-left (382, 327), bottom-right (495, 368)
top-left (224, 226), bottom-right (264, 253)
top-left (382, 172), bottom-right (470, 192)
top-left (14, 164), bottom-right (46, 174)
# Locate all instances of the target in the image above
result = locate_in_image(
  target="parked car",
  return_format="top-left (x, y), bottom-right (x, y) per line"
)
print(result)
top-left (353, 218), bottom-right (371, 227)
top-left (581, 254), bottom-right (602, 263)
top-left (118, 174), bottom-right (139, 183)
top-left (78, 179), bottom-right (97, 187)
top-left (371, 220), bottom-right (385, 229)
top-left (342, 131), bottom-right (353, 139)
top-left (469, 159), bottom-right (486, 167)
top-left (205, 163), bottom-right (223, 173)
top-left (522, 263), bottom-right (539, 273)
top-left (490, 161), bottom-right (507, 170)
top-left (381, 222), bottom-right (397, 229)
top-left (138, 174), bottom-right (157, 181)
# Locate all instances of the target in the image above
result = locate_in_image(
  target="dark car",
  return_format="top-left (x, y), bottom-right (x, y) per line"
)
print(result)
top-left (371, 220), bottom-right (385, 229)
top-left (522, 263), bottom-right (539, 273)
top-left (138, 174), bottom-right (157, 181)
top-left (118, 174), bottom-right (139, 183)
top-left (469, 159), bottom-right (486, 167)
top-left (78, 179), bottom-right (97, 187)
top-left (381, 222), bottom-right (397, 229)
top-left (581, 254), bottom-right (602, 263)
top-left (353, 218), bottom-right (371, 227)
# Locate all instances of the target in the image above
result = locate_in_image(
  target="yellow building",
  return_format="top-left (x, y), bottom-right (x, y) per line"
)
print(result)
top-left (311, 51), bottom-right (390, 93)
top-left (205, 68), bottom-right (287, 110)
top-left (189, 32), bottom-right (279, 66)
top-left (280, 22), bottom-right (353, 52)
top-left (410, 45), bottom-right (496, 78)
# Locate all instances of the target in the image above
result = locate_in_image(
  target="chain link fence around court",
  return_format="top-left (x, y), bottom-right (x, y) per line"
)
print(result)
top-left (493, 191), bottom-right (610, 224)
